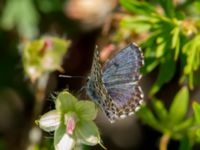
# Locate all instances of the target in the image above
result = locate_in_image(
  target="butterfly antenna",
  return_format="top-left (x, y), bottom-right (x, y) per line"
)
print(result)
top-left (59, 74), bottom-right (87, 79)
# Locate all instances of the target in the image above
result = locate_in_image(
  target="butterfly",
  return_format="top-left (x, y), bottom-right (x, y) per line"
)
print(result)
top-left (86, 43), bottom-right (144, 123)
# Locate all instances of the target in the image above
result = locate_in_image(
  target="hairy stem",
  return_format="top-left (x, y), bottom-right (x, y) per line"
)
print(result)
top-left (159, 133), bottom-right (171, 150)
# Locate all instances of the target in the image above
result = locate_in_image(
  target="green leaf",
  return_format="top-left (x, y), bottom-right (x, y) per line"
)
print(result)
top-left (37, 0), bottom-right (62, 13)
top-left (141, 57), bottom-right (159, 74)
top-left (75, 120), bottom-right (100, 146)
top-left (1, 0), bottom-right (39, 38)
top-left (173, 117), bottom-right (193, 133)
top-left (120, 0), bottom-right (155, 15)
top-left (175, 11), bottom-right (186, 20)
top-left (150, 55), bottom-right (176, 95)
top-left (56, 91), bottom-right (77, 113)
top-left (196, 129), bottom-right (200, 142)
top-left (120, 16), bottom-right (152, 33)
top-left (179, 137), bottom-right (192, 150)
top-left (169, 87), bottom-right (189, 123)
top-left (171, 27), bottom-right (180, 60)
top-left (194, 1), bottom-right (200, 13)
top-left (183, 35), bottom-right (200, 81)
top-left (156, 0), bottom-right (174, 17)
top-left (174, 37), bottom-right (180, 61)
top-left (165, 0), bottom-right (175, 17)
top-left (189, 72), bottom-right (194, 90)
top-left (193, 69), bottom-right (200, 88)
top-left (152, 99), bottom-right (168, 122)
top-left (137, 105), bottom-right (162, 131)
top-left (184, 44), bottom-right (196, 74)
top-left (75, 101), bottom-right (97, 121)
top-left (156, 42), bottom-right (166, 58)
top-left (192, 102), bottom-right (200, 124)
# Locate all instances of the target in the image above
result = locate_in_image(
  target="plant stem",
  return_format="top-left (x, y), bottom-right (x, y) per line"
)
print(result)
top-left (33, 73), bottom-right (49, 119)
top-left (159, 133), bottom-right (171, 150)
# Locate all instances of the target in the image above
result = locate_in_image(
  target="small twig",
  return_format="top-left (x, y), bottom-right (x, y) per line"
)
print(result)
top-left (159, 133), bottom-right (171, 150)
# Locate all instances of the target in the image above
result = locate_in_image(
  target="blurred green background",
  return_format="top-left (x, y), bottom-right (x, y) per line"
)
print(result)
top-left (1, 0), bottom-right (200, 150)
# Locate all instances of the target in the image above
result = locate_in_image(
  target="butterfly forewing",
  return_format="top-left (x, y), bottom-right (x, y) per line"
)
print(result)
top-left (103, 44), bottom-right (143, 84)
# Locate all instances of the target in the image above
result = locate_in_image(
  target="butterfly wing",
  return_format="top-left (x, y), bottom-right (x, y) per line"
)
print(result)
top-left (103, 43), bottom-right (143, 85)
top-left (102, 43), bottom-right (144, 119)
top-left (86, 46), bottom-right (117, 121)
top-left (86, 46), bottom-right (104, 104)
top-left (87, 44), bottom-right (144, 122)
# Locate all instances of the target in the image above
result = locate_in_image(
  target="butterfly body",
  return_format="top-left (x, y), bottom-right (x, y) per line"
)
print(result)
top-left (86, 43), bottom-right (144, 122)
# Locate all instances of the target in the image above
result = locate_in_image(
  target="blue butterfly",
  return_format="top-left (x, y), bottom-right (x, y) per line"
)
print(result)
top-left (86, 43), bottom-right (144, 122)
